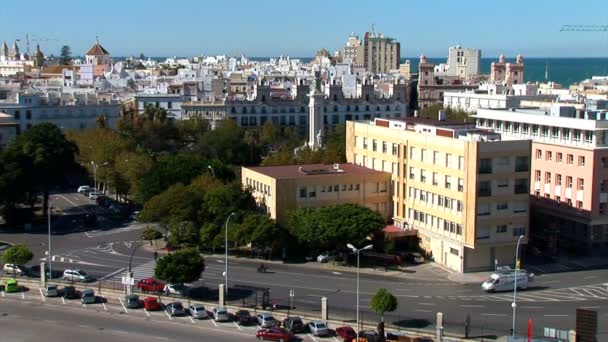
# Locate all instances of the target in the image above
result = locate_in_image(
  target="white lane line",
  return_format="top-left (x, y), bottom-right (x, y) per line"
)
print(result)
top-left (460, 305), bottom-right (484, 308)
top-left (332, 271), bottom-right (342, 275)
top-left (233, 322), bottom-right (242, 330)
top-left (155, 338), bottom-right (169, 341)
top-left (308, 333), bottom-right (318, 342)
top-left (1, 291), bottom-right (4, 297)
top-left (102, 302), bottom-right (108, 311)
top-left (188, 316), bottom-right (195, 323)
top-left (333, 337), bottom-right (341, 342)
top-left (417, 303), bottom-right (436, 306)
top-left (83, 303), bottom-right (87, 308)
top-left (61, 297), bottom-right (66, 304)
top-left (58, 194), bottom-right (80, 208)
top-left (520, 306), bottom-right (544, 309)
top-left (38, 288), bottom-right (45, 301)
top-left (481, 313), bottom-right (507, 316)
top-left (118, 297), bottom-right (128, 313)
top-left (584, 276), bottom-right (597, 279)
top-left (21, 292), bottom-right (25, 299)
top-left (98, 268), bottom-right (126, 281)
top-left (544, 314), bottom-right (568, 317)
top-left (456, 289), bottom-right (473, 293)
top-left (415, 309), bottom-right (432, 313)
top-left (144, 308), bottom-right (150, 317)
top-left (164, 311), bottom-right (173, 320)
top-left (581, 306), bottom-right (600, 309)
top-left (540, 280), bottom-right (560, 284)
top-left (210, 319), bottom-right (218, 327)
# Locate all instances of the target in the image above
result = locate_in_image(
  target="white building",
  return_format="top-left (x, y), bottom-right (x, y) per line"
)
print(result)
top-left (434, 46), bottom-right (481, 79)
top-left (0, 92), bottom-right (121, 133)
top-left (0, 112), bottom-right (18, 146)
top-left (134, 94), bottom-right (183, 120)
top-left (443, 83), bottom-right (555, 113)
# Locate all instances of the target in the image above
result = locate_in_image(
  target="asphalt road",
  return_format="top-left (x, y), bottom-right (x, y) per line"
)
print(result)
top-left (2, 191), bottom-right (608, 339)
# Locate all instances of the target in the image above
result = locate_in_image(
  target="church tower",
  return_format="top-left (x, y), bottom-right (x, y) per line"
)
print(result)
top-left (308, 75), bottom-right (325, 150)
top-left (33, 44), bottom-right (44, 68)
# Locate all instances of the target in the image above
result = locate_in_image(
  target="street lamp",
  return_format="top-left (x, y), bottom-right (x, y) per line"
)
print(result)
top-left (47, 197), bottom-right (59, 283)
top-left (347, 243), bottom-right (373, 341)
top-left (224, 212), bottom-right (236, 294)
top-left (512, 234), bottom-right (525, 338)
top-left (208, 165), bottom-right (216, 177)
top-left (91, 161), bottom-right (109, 191)
top-left (125, 242), bottom-right (143, 294)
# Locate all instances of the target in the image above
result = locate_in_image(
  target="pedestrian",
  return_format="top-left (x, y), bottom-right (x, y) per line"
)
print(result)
top-left (154, 251), bottom-right (158, 260)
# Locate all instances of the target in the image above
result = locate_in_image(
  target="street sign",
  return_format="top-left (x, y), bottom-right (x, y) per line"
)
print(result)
top-left (289, 289), bottom-right (294, 297)
top-left (121, 276), bottom-right (135, 285)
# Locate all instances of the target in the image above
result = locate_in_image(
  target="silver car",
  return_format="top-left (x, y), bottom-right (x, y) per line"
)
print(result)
top-left (256, 312), bottom-right (277, 328)
top-left (188, 304), bottom-right (208, 319)
top-left (45, 284), bottom-right (59, 297)
top-left (308, 320), bottom-right (330, 336)
top-left (165, 302), bottom-right (185, 316)
top-left (212, 306), bottom-right (230, 322)
top-left (81, 289), bottom-right (96, 304)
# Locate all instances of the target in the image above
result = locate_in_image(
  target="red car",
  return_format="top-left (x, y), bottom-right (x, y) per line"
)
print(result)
top-left (336, 326), bottom-right (356, 342)
top-left (255, 327), bottom-right (294, 341)
top-left (136, 278), bottom-right (165, 293)
top-left (143, 296), bottom-right (161, 311)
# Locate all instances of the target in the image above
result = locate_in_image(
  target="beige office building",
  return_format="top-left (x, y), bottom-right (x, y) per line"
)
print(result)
top-left (242, 163), bottom-right (392, 227)
top-left (346, 115), bottom-right (531, 272)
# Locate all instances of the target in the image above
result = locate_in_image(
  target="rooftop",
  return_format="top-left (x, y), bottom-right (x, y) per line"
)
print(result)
top-left (245, 163), bottom-right (385, 180)
top-left (86, 43), bottom-right (110, 56)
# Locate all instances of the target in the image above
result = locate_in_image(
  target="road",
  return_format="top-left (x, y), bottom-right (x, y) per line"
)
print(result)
top-left (1, 191), bottom-right (608, 339)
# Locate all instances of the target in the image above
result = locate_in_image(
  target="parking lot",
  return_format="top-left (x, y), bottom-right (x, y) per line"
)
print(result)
top-left (0, 281), bottom-right (359, 342)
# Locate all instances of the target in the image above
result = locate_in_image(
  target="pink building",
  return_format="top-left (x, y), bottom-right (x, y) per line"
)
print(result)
top-left (475, 105), bottom-right (608, 253)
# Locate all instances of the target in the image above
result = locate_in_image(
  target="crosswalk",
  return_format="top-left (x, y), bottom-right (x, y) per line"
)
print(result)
top-left (528, 263), bottom-right (572, 274)
top-left (115, 260), bottom-right (157, 281)
top-left (454, 283), bottom-right (608, 302)
top-left (568, 256), bottom-right (608, 269)
top-left (85, 223), bottom-right (149, 238)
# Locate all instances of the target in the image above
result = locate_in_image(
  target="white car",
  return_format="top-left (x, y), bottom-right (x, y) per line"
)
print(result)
top-left (317, 252), bottom-right (332, 263)
top-left (63, 269), bottom-right (91, 282)
top-left (308, 320), bottom-right (330, 336)
top-left (77, 186), bottom-right (93, 194)
top-left (45, 284), bottom-right (59, 297)
top-left (164, 283), bottom-right (187, 295)
top-left (256, 312), bottom-right (277, 328)
top-left (88, 192), bottom-right (103, 200)
top-left (212, 307), bottom-right (230, 322)
top-left (2, 264), bottom-right (27, 276)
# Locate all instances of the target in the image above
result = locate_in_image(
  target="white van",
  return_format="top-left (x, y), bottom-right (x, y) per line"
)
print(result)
top-left (482, 270), bottom-right (533, 292)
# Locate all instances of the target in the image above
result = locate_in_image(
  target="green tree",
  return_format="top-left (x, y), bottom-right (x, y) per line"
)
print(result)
top-left (369, 288), bottom-right (398, 322)
top-left (233, 213), bottom-right (280, 249)
top-left (201, 182), bottom-right (257, 227)
top-left (1, 244), bottom-right (33, 267)
top-left (287, 204), bottom-right (384, 252)
top-left (199, 223), bottom-right (221, 250)
top-left (419, 104), bottom-right (471, 123)
top-left (193, 120), bottom-right (259, 165)
top-left (154, 248), bottom-right (205, 284)
top-left (59, 45), bottom-right (72, 65)
top-left (141, 227), bottom-right (162, 245)
top-left (4, 123), bottom-right (78, 215)
top-left (167, 220), bottom-right (199, 248)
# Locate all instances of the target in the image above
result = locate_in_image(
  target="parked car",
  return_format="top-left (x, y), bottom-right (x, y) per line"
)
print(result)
top-left (124, 294), bottom-right (142, 309)
top-left (96, 196), bottom-right (112, 207)
top-left (405, 252), bottom-right (425, 264)
top-left (255, 327), bottom-right (294, 341)
top-left (188, 304), bottom-right (208, 319)
top-left (336, 326), bottom-right (356, 342)
top-left (143, 296), bottom-right (161, 311)
top-left (62, 286), bottom-right (78, 299)
top-left (77, 186), bottom-right (93, 194)
top-left (5, 278), bottom-right (19, 293)
top-left (257, 312), bottom-right (278, 328)
top-left (282, 316), bottom-right (305, 333)
top-left (136, 278), bottom-right (165, 293)
top-left (316, 251), bottom-right (333, 263)
top-left (81, 289), bottom-right (96, 304)
top-left (164, 283), bottom-right (187, 296)
top-left (82, 213), bottom-right (97, 226)
top-left (88, 192), bottom-right (103, 200)
top-left (234, 309), bottom-right (253, 325)
top-left (165, 302), bottom-right (185, 316)
top-left (359, 330), bottom-right (380, 342)
top-left (45, 284), bottom-right (59, 297)
top-left (307, 320), bottom-right (330, 336)
top-left (63, 269), bottom-right (91, 282)
top-left (212, 306), bottom-right (230, 322)
top-left (2, 263), bottom-right (27, 276)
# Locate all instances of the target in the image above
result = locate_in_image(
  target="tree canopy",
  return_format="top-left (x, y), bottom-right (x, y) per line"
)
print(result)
top-left (141, 227), bottom-right (162, 245)
top-left (370, 288), bottom-right (398, 322)
top-left (59, 45), bottom-right (72, 65)
top-left (1, 244), bottom-right (33, 266)
top-left (286, 204), bottom-right (385, 252)
top-left (419, 104), bottom-right (472, 123)
top-left (154, 248), bottom-right (206, 284)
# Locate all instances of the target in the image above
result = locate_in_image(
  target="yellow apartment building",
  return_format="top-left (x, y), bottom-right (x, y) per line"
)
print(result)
top-left (346, 114), bottom-right (531, 272)
top-left (241, 163), bottom-right (392, 227)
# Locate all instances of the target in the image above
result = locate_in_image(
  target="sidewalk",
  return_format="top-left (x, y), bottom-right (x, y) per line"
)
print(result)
top-left (446, 272), bottom-right (489, 285)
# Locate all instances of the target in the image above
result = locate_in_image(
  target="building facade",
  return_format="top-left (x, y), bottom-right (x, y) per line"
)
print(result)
top-left (490, 54), bottom-right (524, 85)
top-left (0, 112), bottom-right (18, 147)
top-left (242, 163), bottom-right (392, 227)
top-left (434, 46), bottom-right (481, 79)
top-left (363, 31), bottom-right (400, 74)
top-left (346, 116), bottom-right (531, 272)
top-left (475, 106), bottom-right (608, 253)
top-left (417, 55), bottom-right (477, 109)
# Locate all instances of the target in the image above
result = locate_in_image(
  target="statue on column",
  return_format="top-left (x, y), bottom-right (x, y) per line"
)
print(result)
top-left (316, 129), bottom-right (324, 148)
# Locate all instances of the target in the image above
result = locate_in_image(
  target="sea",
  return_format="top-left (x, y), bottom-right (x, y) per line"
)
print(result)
top-left (119, 56), bottom-right (608, 87)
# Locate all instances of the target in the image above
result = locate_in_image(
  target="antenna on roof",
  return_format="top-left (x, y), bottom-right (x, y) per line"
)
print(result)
top-left (96, 35), bottom-right (99, 44)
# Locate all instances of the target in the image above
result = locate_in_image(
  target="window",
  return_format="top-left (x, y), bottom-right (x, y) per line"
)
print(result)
top-left (497, 203), bottom-right (508, 210)
top-left (496, 225), bottom-right (507, 233)
top-left (585, 131), bottom-right (593, 143)
top-left (382, 141), bottom-right (388, 154)
top-left (438, 195), bottom-right (444, 206)
top-left (566, 176), bottom-right (573, 188)
top-left (432, 172), bottom-right (438, 186)
top-left (457, 201), bottom-right (463, 212)
top-left (450, 248), bottom-right (459, 256)
top-left (479, 158), bottom-right (492, 174)
top-left (445, 175), bottom-right (451, 189)
top-left (421, 149), bottom-right (426, 162)
top-left (299, 188), bottom-right (307, 198)
top-left (420, 170), bottom-right (427, 183)
top-left (567, 154), bottom-right (574, 164)
top-left (458, 156), bottom-right (464, 170)
top-left (372, 139), bottom-right (377, 152)
top-left (409, 167), bottom-right (415, 180)
top-left (458, 178), bottom-right (464, 192)
top-left (334, 185), bottom-right (339, 192)
top-left (535, 170), bottom-right (541, 182)
top-left (309, 189), bottom-right (316, 197)
top-left (546, 151), bottom-right (552, 161)
top-left (577, 178), bottom-right (584, 190)
top-left (513, 227), bottom-right (526, 237)
top-left (363, 138), bottom-right (368, 149)
top-left (535, 149), bottom-right (542, 159)
top-left (446, 154), bottom-right (453, 168)
top-left (579, 156), bottom-right (586, 166)
top-left (14, 110), bottom-right (20, 120)
top-left (392, 143), bottom-right (398, 156)
top-left (477, 203), bottom-right (490, 216)
top-left (479, 181), bottom-right (491, 197)
top-left (433, 151), bottom-right (438, 164)
top-left (25, 110), bottom-right (32, 119)
top-left (545, 172), bottom-right (551, 184)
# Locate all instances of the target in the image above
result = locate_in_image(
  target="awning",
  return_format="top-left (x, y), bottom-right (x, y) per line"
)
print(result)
top-left (383, 225), bottom-right (418, 237)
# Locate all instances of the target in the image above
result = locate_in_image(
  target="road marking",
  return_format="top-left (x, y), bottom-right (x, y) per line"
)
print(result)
top-left (520, 306), bottom-right (544, 309)
top-left (98, 268), bottom-right (126, 281)
top-left (21, 292), bottom-right (25, 299)
top-left (460, 305), bottom-right (484, 308)
top-left (155, 338), bottom-right (169, 341)
top-left (210, 319), bottom-right (218, 326)
top-left (38, 288), bottom-right (45, 301)
top-left (418, 303), bottom-right (436, 306)
top-left (164, 311), bottom-right (173, 320)
top-left (415, 309), bottom-right (432, 313)
top-left (332, 271), bottom-right (342, 275)
top-left (333, 337), bottom-right (341, 342)
top-left (456, 289), bottom-right (473, 293)
top-left (308, 333), bottom-right (318, 342)
top-left (102, 302), bottom-right (108, 311)
top-left (188, 315), bottom-right (195, 323)
top-left (118, 297), bottom-right (128, 313)
top-left (216, 260), bottom-right (224, 263)
top-left (233, 322), bottom-right (242, 330)
top-left (144, 308), bottom-right (150, 317)
top-left (83, 303), bottom-right (87, 307)
top-left (481, 313), bottom-right (507, 316)
top-left (540, 280), bottom-right (559, 285)
top-left (544, 314), bottom-right (568, 317)
top-left (58, 194), bottom-right (80, 208)
top-left (581, 306), bottom-right (600, 309)
top-left (61, 297), bottom-right (65, 304)
top-left (584, 276), bottom-right (597, 279)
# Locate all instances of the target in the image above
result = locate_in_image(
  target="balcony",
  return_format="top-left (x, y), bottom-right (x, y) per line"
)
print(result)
top-left (478, 188), bottom-right (492, 197)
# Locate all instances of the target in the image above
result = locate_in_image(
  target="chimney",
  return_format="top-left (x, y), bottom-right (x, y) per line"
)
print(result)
top-left (438, 110), bottom-right (447, 121)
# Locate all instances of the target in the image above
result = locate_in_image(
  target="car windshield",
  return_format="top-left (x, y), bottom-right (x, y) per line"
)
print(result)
top-left (47, 286), bottom-right (57, 290)
top-left (83, 291), bottom-right (93, 296)
top-left (316, 323), bottom-right (327, 329)
top-left (239, 311), bottom-right (249, 316)
top-left (173, 303), bottom-right (183, 309)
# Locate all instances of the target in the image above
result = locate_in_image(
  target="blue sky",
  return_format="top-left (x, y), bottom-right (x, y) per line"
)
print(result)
top-left (1, 0), bottom-right (607, 58)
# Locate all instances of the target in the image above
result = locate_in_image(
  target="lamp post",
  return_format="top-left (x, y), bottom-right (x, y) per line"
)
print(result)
top-left (208, 165), bottom-right (216, 177)
top-left (224, 212), bottom-right (236, 294)
top-left (91, 161), bottom-right (109, 191)
top-left (512, 234), bottom-right (524, 338)
top-left (47, 197), bottom-right (59, 282)
top-left (347, 243), bottom-right (373, 341)
top-left (125, 242), bottom-right (143, 294)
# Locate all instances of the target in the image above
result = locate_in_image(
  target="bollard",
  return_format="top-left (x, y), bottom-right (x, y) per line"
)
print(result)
top-left (40, 261), bottom-right (46, 286)
top-left (218, 283), bottom-right (225, 307)
top-left (568, 330), bottom-right (576, 342)
top-left (436, 312), bottom-right (444, 342)
top-left (321, 297), bottom-right (328, 322)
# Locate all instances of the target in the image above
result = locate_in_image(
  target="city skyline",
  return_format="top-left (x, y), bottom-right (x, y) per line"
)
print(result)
top-left (1, 0), bottom-right (607, 58)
